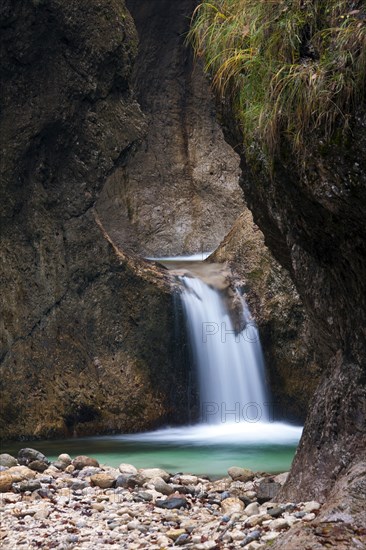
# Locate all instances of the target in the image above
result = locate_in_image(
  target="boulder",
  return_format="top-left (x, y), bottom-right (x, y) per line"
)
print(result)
top-left (228, 467), bottom-right (255, 482)
top-left (0, 454), bottom-right (17, 468)
top-left (72, 456), bottom-right (99, 470)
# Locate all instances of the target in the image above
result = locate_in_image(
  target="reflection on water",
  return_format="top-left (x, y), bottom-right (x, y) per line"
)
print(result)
top-left (3, 422), bottom-right (302, 477)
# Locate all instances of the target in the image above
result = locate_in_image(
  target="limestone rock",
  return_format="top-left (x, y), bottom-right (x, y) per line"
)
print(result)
top-left (221, 497), bottom-right (245, 515)
top-left (228, 466), bottom-right (255, 482)
top-left (90, 473), bottom-right (116, 489)
top-left (0, 454), bottom-right (17, 468)
top-left (72, 456), bottom-right (99, 470)
top-left (139, 468), bottom-right (170, 482)
top-left (119, 463), bottom-right (138, 476)
top-left (17, 449), bottom-right (49, 468)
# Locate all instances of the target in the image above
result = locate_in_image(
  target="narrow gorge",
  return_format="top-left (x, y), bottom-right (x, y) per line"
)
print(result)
top-left (1, 0), bottom-right (365, 548)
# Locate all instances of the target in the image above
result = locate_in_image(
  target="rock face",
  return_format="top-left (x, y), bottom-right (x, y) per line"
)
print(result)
top-left (228, 116), bottom-right (366, 507)
top-left (0, 0), bottom-right (193, 440)
top-left (96, 0), bottom-right (244, 256)
top-left (211, 210), bottom-right (320, 422)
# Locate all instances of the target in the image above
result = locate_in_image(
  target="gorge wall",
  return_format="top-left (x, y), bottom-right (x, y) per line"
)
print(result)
top-left (0, 0), bottom-right (194, 440)
top-left (96, 0), bottom-right (243, 257)
top-left (0, 0), bottom-right (319, 440)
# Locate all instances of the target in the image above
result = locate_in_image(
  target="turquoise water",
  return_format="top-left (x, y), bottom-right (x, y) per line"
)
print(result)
top-left (2, 422), bottom-right (302, 477)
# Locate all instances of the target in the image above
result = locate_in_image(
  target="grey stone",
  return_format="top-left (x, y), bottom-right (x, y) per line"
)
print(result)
top-left (256, 480), bottom-right (281, 503)
top-left (17, 449), bottom-right (49, 467)
top-left (0, 454), bottom-right (18, 468)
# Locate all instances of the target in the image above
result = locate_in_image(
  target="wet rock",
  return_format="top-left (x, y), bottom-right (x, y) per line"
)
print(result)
top-left (72, 456), bottom-right (99, 470)
top-left (155, 497), bottom-right (188, 509)
top-left (256, 480), bottom-right (281, 503)
top-left (221, 497), bottom-right (245, 515)
top-left (90, 473), bottom-right (115, 489)
top-left (228, 467), bottom-right (255, 482)
top-left (17, 449), bottom-right (49, 467)
top-left (0, 454), bottom-right (17, 468)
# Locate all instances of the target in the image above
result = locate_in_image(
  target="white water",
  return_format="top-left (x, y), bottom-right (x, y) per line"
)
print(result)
top-left (141, 254), bottom-right (303, 460)
top-left (179, 274), bottom-right (269, 424)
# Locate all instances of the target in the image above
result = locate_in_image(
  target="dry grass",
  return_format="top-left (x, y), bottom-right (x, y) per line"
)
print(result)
top-left (188, 0), bottom-right (366, 159)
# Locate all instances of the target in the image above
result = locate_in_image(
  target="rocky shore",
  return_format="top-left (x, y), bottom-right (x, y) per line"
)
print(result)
top-left (0, 449), bottom-right (332, 549)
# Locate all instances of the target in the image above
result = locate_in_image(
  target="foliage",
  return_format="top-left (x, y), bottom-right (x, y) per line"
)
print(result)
top-left (188, 0), bottom-right (366, 159)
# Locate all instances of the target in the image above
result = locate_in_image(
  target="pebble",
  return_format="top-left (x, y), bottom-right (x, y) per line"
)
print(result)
top-left (0, 454), bottom-right (18, 468)
top-left (228, 467), bottom-right (255, 482)
top-left (221, 497), bottom-right (245, 514)
top-left (0, 449), bottom-right (323, 550)
top-left (302, 500), bottom-right (321, 513)
top-left (90, 473), bottom-right (115, 489)
top-left (72, 456), bottom-right (99, 470)
top-left (119, 463), bottom-right (138, 475)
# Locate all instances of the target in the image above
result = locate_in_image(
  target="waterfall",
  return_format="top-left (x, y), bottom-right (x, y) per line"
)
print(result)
top-left (178, 272), bottom-right (269, 425)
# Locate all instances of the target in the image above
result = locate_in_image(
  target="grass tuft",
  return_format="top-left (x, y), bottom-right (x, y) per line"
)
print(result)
top-left (188, 0), bottom-right (366, 160)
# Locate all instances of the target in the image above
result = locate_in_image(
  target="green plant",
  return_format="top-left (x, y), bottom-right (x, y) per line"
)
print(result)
top-left (188, 0), bottom-right (366, 160)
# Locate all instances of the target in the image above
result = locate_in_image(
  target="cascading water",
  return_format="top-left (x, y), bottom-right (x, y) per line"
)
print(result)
top-left (12, 255), bottom-right (303, 476)
top-left (178, 274), bottom-right (269, 425)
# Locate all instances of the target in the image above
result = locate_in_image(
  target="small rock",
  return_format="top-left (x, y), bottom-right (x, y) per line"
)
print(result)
top-left (13, 479), bottom-right (41, 493)
top-left (0, 454), bottom-right (18, 468)
top-left (261, 532), bottom-right (280, 542)
top-left (91, 503), bottom-right (105, 512)
top-left (119, 463), bottom-right (138, 475)
top-left (228, 467), bottom-right (255, 482)
top-left (52, 461), bottom-right (68, 471)
top-left (18, 448), bottom-right (49, 467)
top-left (71, 481), bottom-right (88, 491)
top-left (115, 474), bottom-right (133, 489)
top-left (166, 529), bottom-right (186, 540)
top-left (241, 530), bottom-right (261, 547)
top-left (155, 497), bottom-right (188, 509)
top-left (175, 533), bottom-right (190, 545)
top-left (134, 491), bottom-right (153, 502)
top-left (221, 497), bottom-right (245, 515)
top-left (152, 477), bottom-right (174, 496)
top-left (58, 454), bottom-right (72, 465)
top-left (139, 468), bottom-right (170, 482)
top-left (7, 466), bottom-right (37, 481)
top-left (127, 520), bottom-right (140, 530)
top-left (72, 456), bottom-right (99, 470)
top-left (0, 473), bottom-right (14, 492)
top-left (245, 513), bottom-right (271, 527)
top-left (231, 530), bottom-right (245, 541)
top-left (256, 480), bottom-right (281, 503)
top-left (90, 473), bottom-right (115, 489)
top-left (244, 502), bottom-right (259, 516)
top-left (28, 460), bottom-right (49, 472)
top-left (269, 517), bottom-right (289, 530)
top-left (267, 506), bottom-right (284, 518)
top-left (302, 501), bottom-right (321, 513)
top-left (302, 512), bottom-right (316, 521)
top-left (176, 475), bottom-right (198, 485)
